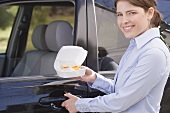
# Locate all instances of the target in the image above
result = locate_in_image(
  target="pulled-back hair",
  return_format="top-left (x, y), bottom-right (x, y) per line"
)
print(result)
top-left (114, 0), bottom-right (162, 27)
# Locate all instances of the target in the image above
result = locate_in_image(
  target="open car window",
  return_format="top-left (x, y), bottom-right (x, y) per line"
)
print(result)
top-left (0, 1), bottom-right (75, 77)
top-left (0, 6), bottom-right (19, 53)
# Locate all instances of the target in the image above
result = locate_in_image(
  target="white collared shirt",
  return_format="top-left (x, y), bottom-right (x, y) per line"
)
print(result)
top-left (75, 28), bottom-right (170, 113)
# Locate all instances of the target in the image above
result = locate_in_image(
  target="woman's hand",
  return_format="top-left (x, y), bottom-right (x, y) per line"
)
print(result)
top-left (61, 93), bottom-right (80, 113)
top-left (77, 66), bottom-right (97, 83)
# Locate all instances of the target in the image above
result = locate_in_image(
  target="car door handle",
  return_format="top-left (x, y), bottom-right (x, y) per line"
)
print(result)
top-left (39, 96), bottom-right (68, 105)
top-left (39, 96), bottom-right (68, 110)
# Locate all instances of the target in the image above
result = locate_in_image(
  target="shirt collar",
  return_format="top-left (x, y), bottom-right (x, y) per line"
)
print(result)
top-left (133, 28), bottom-right (160, 49)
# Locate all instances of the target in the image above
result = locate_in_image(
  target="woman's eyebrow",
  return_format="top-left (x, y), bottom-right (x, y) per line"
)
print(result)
top-left (116, 10), bottom-right (137, 14)
top-left (126, 10), bottom-right (136, 13)
top-left (116, 11), bottom-right (122, 14)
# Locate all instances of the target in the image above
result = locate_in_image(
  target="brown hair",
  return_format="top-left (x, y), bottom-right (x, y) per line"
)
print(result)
top-left (114, 0), bottom-right (162, 27)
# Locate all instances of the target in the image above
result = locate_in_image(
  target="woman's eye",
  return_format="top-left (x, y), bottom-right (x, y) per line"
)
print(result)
top-left (117, 13), bottom-right (122, 16)
top-left (128, 12), bottom-right (136, 15)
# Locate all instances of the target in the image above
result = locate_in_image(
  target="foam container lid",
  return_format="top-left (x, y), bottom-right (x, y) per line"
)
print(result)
top-left (54, 46), bottom-right (88, 78)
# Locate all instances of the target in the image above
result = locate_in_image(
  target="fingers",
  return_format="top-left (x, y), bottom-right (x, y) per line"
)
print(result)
top-left (61, 99), bottom-right (70, 108)
top-left (80, 65), bottom-right (88, 69)
top-left (61, 98), bottom-right (70, 109)
top-left (61, 101), bottom-right (66, 107)
top-left (73, 76), bottom-right (82, 80)
top-left (61, 94), bottom-right (79, 113)
top-left (62, 100), bottom-right (78, 113)
top-left (61, 93), bottom-right (74, 107)
top-left (72, 66), bottom-right (94, 82)
top-left (64, 93), bottom-right (73, 98)
top-left (61, 94), bottom-right (69, 107)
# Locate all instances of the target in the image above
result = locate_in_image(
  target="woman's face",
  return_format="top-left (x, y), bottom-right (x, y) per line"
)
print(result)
top-left (116, 1), bottom-right (153, 39)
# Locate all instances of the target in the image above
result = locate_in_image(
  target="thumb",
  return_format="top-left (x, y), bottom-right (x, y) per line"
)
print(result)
top-left (64, 93), bottom-right (74, 99)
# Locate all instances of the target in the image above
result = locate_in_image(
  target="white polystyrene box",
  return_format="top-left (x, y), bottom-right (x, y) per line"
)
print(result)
top-left (54, 46), bottom-right (88, 78)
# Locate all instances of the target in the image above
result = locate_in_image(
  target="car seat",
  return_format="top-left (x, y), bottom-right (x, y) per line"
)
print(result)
top-left (98, 47), bottom-right (118, 71)
top-left (99, 57), bottom-right (118, 71)
top-left (12, 24), bottom-right (49, 76)
top-left (38, 20), bottom-right (73, 75)
top-left (12, 20), bottom-right (73, 76)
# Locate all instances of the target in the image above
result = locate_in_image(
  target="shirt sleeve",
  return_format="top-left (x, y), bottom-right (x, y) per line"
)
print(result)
top-left (75, 48), bottom-right (167, 112)
top-left (87, 73), bottom-right (117, 94)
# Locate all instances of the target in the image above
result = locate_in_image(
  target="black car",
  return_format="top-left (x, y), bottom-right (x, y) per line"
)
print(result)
top-left (0, 0), bottom-right (170, 113)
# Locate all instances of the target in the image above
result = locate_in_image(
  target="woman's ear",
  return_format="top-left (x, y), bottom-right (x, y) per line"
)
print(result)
top-left (147, 7), bottom-right (154, 20)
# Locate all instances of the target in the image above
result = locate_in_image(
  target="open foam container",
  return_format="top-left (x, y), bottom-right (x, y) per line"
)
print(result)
top-left (54, 46), bottom-right (88, 78)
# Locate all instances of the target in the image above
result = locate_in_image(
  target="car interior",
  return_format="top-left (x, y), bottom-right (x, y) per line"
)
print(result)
top-left (12, 20), bottom-right (74, 76)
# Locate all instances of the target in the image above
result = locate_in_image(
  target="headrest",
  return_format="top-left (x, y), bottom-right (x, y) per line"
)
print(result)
top-left (98, 47), bottom-right (108, 57)
top-left (45, 20), bottom-right (73, 52)
top-left (32, 24), bottom-right (49, 50)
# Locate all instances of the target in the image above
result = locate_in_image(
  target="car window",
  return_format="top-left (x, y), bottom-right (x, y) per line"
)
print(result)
top-left (0, 6), bottom-right (19, 53)
top-left (95, 4), bottom-right (129, 71)
top-left (26, 5), bottom-right (74, 51)
top-left (7, 2), bottom-right (75, 77)
top-left (160, 22), bottom-right (170, 47)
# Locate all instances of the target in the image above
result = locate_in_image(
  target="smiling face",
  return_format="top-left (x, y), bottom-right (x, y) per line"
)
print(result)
top-left (116, 1), bottom-right (154, 39)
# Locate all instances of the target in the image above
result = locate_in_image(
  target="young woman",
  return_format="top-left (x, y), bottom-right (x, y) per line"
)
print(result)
top-left (62, 0), bottom-right (170, 113)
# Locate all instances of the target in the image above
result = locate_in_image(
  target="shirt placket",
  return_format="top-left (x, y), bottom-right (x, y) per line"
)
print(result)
top-left (118, 40), bottom-right (135, 73)
top-left (114, 40), bottom-right (135, 90)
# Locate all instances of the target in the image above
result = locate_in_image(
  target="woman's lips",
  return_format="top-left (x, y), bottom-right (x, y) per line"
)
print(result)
top-left (123, 25), bottom-right (135, 32)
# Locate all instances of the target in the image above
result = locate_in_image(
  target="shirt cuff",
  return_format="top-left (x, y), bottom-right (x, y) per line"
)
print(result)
top-left (75, 98), bottom-right (93, 112)
top-left (87, 73), bottom-right (106, 89)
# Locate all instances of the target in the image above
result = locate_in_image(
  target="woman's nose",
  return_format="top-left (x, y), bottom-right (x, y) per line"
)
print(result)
top-left (122, 16), bottom-right (129, 24)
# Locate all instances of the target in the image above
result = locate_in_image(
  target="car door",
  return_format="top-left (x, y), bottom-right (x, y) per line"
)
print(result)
top-left (0, 0), bottom-right (103, 113)
top-left (0, 76), bottom-right (89, 113)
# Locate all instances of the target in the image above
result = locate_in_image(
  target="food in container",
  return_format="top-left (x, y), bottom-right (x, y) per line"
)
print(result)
top-left (54, 46), bottom-right (88, 78)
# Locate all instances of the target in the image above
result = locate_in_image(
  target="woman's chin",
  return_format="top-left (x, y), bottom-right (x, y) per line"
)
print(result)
top-left (124, 35), bottom-right (134, 39)
top-left (123, 32), bottom-right (135, 39)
